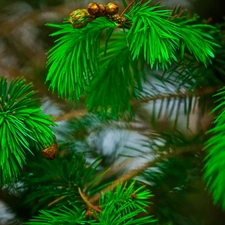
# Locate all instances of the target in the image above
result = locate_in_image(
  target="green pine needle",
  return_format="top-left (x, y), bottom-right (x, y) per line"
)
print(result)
top-left (46, 17), bottom-right (117, 101)
top-left (127, 1), bottom-right (181, 69)
top-left (204, 87), bottom-right (225, 210)
top-left (95, 182), bottom-right (156, 224)
top-left (179, 24), bottom-right (219, 66)
top-left (86, 32), bottom-right (144, 119)
top-left (25, 204), bottom-right (87, 225)
top-left (0, 77), bottom-right (56, 184)
top-left (127, 1), bottom-right (218, 68)
top-left (19, 152), bottom-right (108, 213)
top-left (25, 182), bottom-right (156, 225)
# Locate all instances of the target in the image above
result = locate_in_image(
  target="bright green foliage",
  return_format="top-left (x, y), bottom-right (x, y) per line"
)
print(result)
top-left (86, 32), bottom-right (144, 118)
top-left (168, 6), bottom-right (219, 65)
top-left (1, 1), bottom-right (224, 224)
top-left (0, 77), bottom-right (56, 184)
top-left (25, 205), bottom-right (88, 225)
top-left (46, 1), bottom-right (218, 118)
top-left (127, 1), bottom-right (218, 69)
top-left (127, 1), bottom-right (180, 69)
top-left (204, 87), bottom-right (225, 210)
top-left (99, 182), bottom-right (153, 214)
top-left (46, 17), bottom-right (117, 101)
top-left (92, 182), bottom-right (156, 224)
top-left (179, 24), bottom-right (218, 66)
top-left (25, 182), bottom-right (156, 224)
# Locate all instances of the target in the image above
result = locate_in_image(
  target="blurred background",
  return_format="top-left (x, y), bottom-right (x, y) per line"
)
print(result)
top-left (0, 0), bottom-right (225, 224)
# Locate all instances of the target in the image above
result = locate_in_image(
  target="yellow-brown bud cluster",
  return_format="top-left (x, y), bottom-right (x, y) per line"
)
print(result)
top-left (68, 2), bottom-right (126, 28)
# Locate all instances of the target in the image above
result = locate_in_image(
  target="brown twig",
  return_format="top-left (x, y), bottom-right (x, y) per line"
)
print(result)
top-left (130, 85), bottom-right (222, 107)
top-left (120, 0), bottom-right (136, 16)
top-left (88, 145), bottom-right (202, 204)
top-left (48, 195), bottom-right (66, 206)
top-left (78, 187), bottom-right (101, 213)
top-left (52, 85), bottom-right (221, 122)
top-left (53, 108), bottom-right (87, 121)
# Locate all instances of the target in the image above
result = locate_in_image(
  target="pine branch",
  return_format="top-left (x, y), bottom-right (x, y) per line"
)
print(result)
top-left (0, 77), bottom-right (56, 184)
top-left (86, 31), bottom-right (144, 118)
top-left (26, 182), bottom-right (156, 225)
top-left (54, 108), bottom-right (87, 122)
top-left (45, 1), bottom-right (219, 118)
top-left (88, 144), bottom-right (201, 204)
top-left (204, 86), bottom-right (225, 210)
top-left (46, 17), bottom-right (117, 101)
top-left (127, 1), bottom-right (181, 69)
top-left (133, 85), bottom-right (221, 105)
top-left (18, 152), bottom-right (109, 213)
top-left (52, 85), bottom-right (220, 122)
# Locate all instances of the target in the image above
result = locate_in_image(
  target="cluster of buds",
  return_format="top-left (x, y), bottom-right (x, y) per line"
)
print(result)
top-left (87, 2), bottom-right (119, 16)
top-left (68, 2), bottom-right (126, 28)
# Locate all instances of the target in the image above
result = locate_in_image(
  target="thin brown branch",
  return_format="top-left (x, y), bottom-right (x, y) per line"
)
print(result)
top-left (53, 108), bottom-right (87, 121)
top-left (131, 85), bottom-right (222, 107)
top-left (78, 187), bottom-right (101, 213)
top-left (120, 0), bottom-right (136, 16)
top-left (52, 85), bottom-right (221, 122)
top-left (88, 144), bottom-right (202, 204)
top-left (48, 195), bottom-right (66, 206)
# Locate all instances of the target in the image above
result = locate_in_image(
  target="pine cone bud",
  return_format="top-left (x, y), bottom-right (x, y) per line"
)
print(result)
top-left (107, 14), bottom-right (127, 26)
top-left (105, 2), bottom-right (119, 15)
top-left (97, 3), bottom-right (106, 16)
top-left (87, 3), bottom-right (100, 15)
top-left (68, 9), bottom-right (94, 28)
top-left (42, 142), bottom-right (58, 160)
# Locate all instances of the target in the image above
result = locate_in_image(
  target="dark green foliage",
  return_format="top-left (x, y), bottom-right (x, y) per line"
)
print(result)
top-left (0, 77), bottom-right (56, 184)
top-left (25, 182), bottom-right (156, 225)
top-left (19, 152), bottom-right (108, 213)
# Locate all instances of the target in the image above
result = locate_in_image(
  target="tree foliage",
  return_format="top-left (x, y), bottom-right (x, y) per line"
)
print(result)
top-left (204, 87), bottom-right (225, 210)
top-left (0, 77), bottom-right (56, 184)
top-left (1, 0), bottom-right (225, 224)
top-left (46, 0), bottom-right (218, 118)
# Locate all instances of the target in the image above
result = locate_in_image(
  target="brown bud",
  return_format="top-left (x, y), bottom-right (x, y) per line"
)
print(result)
top-left (107, 14), bottom-right (127, 26)
top-left (68, 9), bottom-right (94, 28)
top-left (87, 3), bottom-right (100, 15)
top-left (42, 142), bottom-right (58, 160)
top-left (97, 3), bottom-right (106, 16)
top-left (105, 2), bottom-right (119, 15)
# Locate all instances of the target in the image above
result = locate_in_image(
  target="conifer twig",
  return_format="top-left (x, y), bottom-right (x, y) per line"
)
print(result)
top-left (120, 0), bottom-right (135, 16)
top-left (53, 85), bottom-right (221, 122)
top-left (78, 187), bottom-right (101, 213)
top-left (88, 144), bottom-right (202, 204)
top-left (53, 108), bottom-right (87, 121)
top-left (48, 195), bottom-right (66, 206)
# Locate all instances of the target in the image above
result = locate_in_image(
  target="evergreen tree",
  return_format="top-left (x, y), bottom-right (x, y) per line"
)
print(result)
top-left (0, 0), bottom-right (225, 224)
